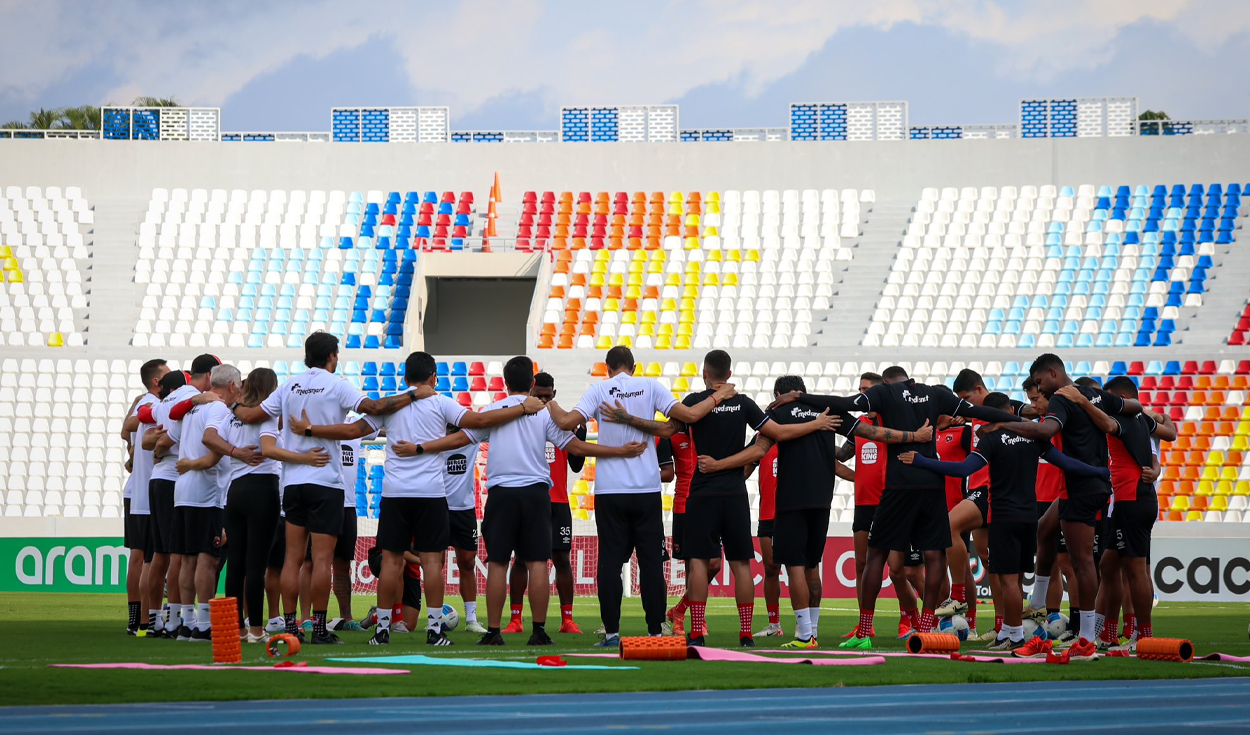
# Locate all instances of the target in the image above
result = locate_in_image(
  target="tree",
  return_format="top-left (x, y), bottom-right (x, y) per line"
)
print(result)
top-left (58, 105), bottom-right (101, 130)
top-left (131, 96), bottom-right (181, 107)
top-left (1138, 110), bottom-right (1170, 121)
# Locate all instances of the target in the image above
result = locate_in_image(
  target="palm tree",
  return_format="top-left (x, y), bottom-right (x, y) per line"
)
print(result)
top-left (26, 108), bottom-right (63, 130)
top-left (58, 105), bottom-right (101, 130)
top-left (1, 121), bottom-right (29, 129)
top-left (132, 96), bottom-right (181, 107)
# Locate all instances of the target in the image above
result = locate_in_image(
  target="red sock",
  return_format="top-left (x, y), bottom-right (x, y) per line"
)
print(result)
top-left (951, 583), bottom-right (966, 603)
top-left (994, 615), bottom-right (1004, 632)
top-left (966, 609), bottom-right (977, 629)
top-left (1103, 620), bottom-right (1119, 642)
top-left (857, 609), bottom-right (875, 638)
top-left (561, 604), bottom-right (573, 622)
top-left (767, 603), bottom-right (780, 625)
top-left (906, 608), bottom-right (919, 630)
top-left (391, 605), bottom-right (403, 624)
top-left (738, 603), bottom-right (754, 638)
top-left (672, 594), bottom-right (689, 616)
top-left (1139, 623), bottom-right (1152, 639)
top-left (510, 604), bottom-right (523, 620)
top-left (690, 601), bottom-right (707, 636)
top-left (1123, 613), bottom-right (1136, 638)
top-left (919, 609), bottom-right (936, 633)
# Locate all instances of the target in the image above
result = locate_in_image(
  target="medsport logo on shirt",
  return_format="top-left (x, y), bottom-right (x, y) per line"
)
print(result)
top-left (901, 389), bottom-right (929, 404)
top-left (608, 386), bottom-right (645, 399)
top-left (790, 406), bottom-right (822, 419)
top-left (711, 403), bottom-right (741, 414)
top-left (290, 382), bottom-right (326, 397)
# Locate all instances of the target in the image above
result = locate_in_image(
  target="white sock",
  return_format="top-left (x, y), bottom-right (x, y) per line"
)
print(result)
top-left (182, 604), bottom-right (196, 627)
top-left (427, 606), bottom-right (442, 632)
top-left (1008, 624), bottom-right (1024, 642)
top-left (377, 607), bottom-right (392, 632)
top-left (1029, 576), bottom-right (1050, 610)
top-left (808, 607), bottom-right (820, 639)
top-left (465, 601), bottom-right (478, 623)
top-left (795, 608), bottom-right (812, 640)
top-left (1079, 610), bottom-right (1095, 641)
top-left (996, 626), bottom-right (1011, 641)
top-left (197, 603), bottom-right (211, 631)
top-left (151, 609), bottom-right (164, 631)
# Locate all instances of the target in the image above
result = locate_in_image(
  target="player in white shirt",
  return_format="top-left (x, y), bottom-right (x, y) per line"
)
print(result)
top-left (289, 351), bottom-right (544, 647)
top-left (545, 346), bottom-right (734, 647)
top-left (440, 423), bottom-right (487, 634)
top-left (331, 418), bottom-right (373, 632)
top-left (120, 358), bottom-right (169, 635)
top-left (233, 332), bottom-right (425, 644)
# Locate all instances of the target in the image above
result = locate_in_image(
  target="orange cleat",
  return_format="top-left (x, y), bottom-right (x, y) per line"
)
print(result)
top-left (665, 607), bottom-right (685, 637)
top-left (1068, 637), bottom-right (1098, 662)
top-left (559, 619), bottom-right (583, 634)
top-left (502, 617), bottom-right (525, 634)
top-left (1012, 637), bottom-right (1053, 659)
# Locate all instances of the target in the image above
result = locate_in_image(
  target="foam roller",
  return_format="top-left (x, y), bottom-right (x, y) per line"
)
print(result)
top-left (1135, 637), bottom-right (1194, 662)
top-left (267, 633), bottom-right (302, 658)
top-left (209, 597), bottom-right (242, 664)
top-left (619, 636), bottom-right (687, 661)
top-left (906, 633), bottom-right (961, 654)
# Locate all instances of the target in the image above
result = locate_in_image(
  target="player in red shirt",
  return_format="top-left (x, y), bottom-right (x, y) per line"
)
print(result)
top-left (749, 442), bottom-right (783, 637)
top-left (1025, 378), bottom-right (1078, 636)
top-left (661, 423), bottom-right (718, 636)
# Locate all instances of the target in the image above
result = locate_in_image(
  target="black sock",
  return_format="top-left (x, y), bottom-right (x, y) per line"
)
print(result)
top-left (1047, 607), bottom-right (1059, 615)
top-left (284, 612), bottom-right (297, 635)
top-left (313, 610), bottom-right (328, 637)
top-left (128, 602), bottom-right (140, 629)
top-left (488, 627), bottom-right (501, 636)
top-left (533, 622), bottom-right (546, 634)
top-left (1070, 607), bottom-right (1080, 621)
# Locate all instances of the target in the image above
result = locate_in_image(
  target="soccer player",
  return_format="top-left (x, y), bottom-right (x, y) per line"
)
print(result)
top-left (1024, 377), bottom-right (1078, 640)
top-left (749, 437), bottom-right (782, 638)
top-left (172, 364), bottom-right (254, 642)
top-left (331, 416), bottom-right (370, 632)
top-left (708, 375), bottom-right (921, 648)
top-left (770, 365), bottom-right (1023, 648)
top-left (899, 391), bottom-right (1109, 654)
top-left (1076, 376), bottom-right (1174, 651)
top-left (288, 350), bottom-right (541, 646)
top-left (1000, 354), bottom-right (1146, 659)
top-left (120, 358), bottom-right (169, 634)
top-left (503, 372), bottom-right (588, 635)
top-left (545, 346), bottom-right (733, 646)
top-left (660, 420), bottom-right (713, 637)
top-left (232, 333), bottom-right (431, 644)
top-left (441, 422), bottom-right (487, 634)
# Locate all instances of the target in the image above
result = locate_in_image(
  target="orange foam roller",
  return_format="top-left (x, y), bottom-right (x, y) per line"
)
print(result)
top-left (619, 636), bottom-right (687, 661)
top-left (1135, 637), bottom-right (1194, 662)
top-left (907, 633), bottom-right (961, 654)
top-left (267, 633), bottom-right (302, 658)
top-left (209, 598), bottom-right (242, 664)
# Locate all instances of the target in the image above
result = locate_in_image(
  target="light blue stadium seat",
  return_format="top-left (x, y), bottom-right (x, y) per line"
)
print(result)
top-left (1057, 334), bottom-right (1075, 348)
top-left (1060, 186), bottom-right (1075, 198)
top-left (1018, 334), bottom-right (1036, 349)
top-left (247, 334), bottom-right (264, 348)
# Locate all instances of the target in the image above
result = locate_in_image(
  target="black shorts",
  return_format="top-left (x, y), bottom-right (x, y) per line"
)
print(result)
top-left (772, 509), bottom-right (829, 567)
top-left (124, 504), bottom-right (153, 561)
top-left (756, 518), bottom-right (774, 539)
top-left (852, 504), bottom-right (877, 534)
top-left (1058, 493), bottom-right (1109, 528)
top-left (481, 483), bottom-right (551, 564)
top-left (671, 512), bottom-right (688, 561)
top-left (550, 502), bottom-right (572, 552)
top-left (283, 483), bottom-right (345, 536)
top-left (402, 571), bottom-right (423, 610)
top-left (684, 494), bottom-right (753, 561)
top-left (377, 496), bottom-right (449, 554)
top-left (1113, 496), bottom-right (1158, 558)
top-left (335, 507), bottom-right (358, 561)
top-left (172, 506), bottom-right (224, 557)
top-left (148, 479), bottom-right (177, 555)
top-left (903, 545), bottom-right (924, 567)
top-left (988, 520), bottom-right (1037, 575)
top-left (268, 517), bottom-right (287, 569)
top-left (966, 486), bottom-right (990, 528)
top-left (449, 508), bottom-right (480, 552)
top-left (868, 488), bottom-right (951, 554)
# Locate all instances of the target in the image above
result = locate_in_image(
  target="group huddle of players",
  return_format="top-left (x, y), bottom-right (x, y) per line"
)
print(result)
top-left (118, 332), bottom-right (1168, 658)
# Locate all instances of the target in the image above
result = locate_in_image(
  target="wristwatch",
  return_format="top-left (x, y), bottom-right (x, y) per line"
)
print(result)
top-left (415, 444), bottom-right (425, 456)
top-left (407, 389), bottom-right (418, 403)
top-left (230, 401), bottom-right (240, 412)
top-left (304, 427), bottom-right (313, 437)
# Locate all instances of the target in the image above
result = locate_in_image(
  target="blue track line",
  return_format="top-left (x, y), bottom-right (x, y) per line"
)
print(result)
top-left (2, 678), bottom-right (1249, 734)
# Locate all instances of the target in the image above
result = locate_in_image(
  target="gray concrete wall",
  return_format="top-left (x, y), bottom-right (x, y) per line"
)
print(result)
top-left (3, 136), bottom-right (1249, 203)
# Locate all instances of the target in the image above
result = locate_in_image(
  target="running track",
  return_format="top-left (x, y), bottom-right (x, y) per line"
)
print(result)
top-left (4, 678), bottom-right (1249, 734)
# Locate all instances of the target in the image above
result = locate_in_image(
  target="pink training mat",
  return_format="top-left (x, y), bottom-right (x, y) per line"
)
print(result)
top-left (684, 647), bottom-right (886, 665)
top-left (1196, 653), bottom-right (1250, 663)
top-left (50, 663), bottom-right (408, 675)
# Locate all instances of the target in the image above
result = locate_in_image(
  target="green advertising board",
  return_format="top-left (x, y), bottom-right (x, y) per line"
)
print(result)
top-left (1, 538), bottom-right (129, 593)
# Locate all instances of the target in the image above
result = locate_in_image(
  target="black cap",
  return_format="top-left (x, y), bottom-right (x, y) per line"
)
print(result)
top-left (191, 354), bottom-right (222, 375)
top-left (157, 370), bottom-right (188, 399)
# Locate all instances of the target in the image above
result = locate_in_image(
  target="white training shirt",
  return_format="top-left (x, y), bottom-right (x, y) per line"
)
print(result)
top-left (260, 368), bottom-right (367, 490)
top-left (149, 384), bottom-right (200, 483)
top-left (443, 435), bottom-right (481, 511)
top-left (571, 373), bottom-right (677, 494)
top-left (175, 401), bottom-right (233, 508)
top-left (217, 411), bottom-right (281, 481)
top-left (466, 395), bottom-right (575, 490)
top-left (340, 421), bottom-right (377, 508)
top-left (259, 418), bottom-right (286, 516)
top-left (367, 394), bottom-right (468, 499)
top-left (126, 393), bottom-right (161, 514)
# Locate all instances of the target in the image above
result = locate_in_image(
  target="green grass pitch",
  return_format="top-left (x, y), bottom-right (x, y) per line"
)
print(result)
top-left (1, 593), bottom-right (1247, 706)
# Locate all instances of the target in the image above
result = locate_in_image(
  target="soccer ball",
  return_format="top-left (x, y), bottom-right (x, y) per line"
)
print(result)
top-left (441, 604), bottom-right (460, 632)
top-left (1023, 619), bottom-right (1049, 641)
top-left (1044, 614), bottom-right (1069, 639)
top-left (938, 614), bottom-right (970, 641)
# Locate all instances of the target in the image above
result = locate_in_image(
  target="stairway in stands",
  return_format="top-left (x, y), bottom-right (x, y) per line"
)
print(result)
top-left (87, 198), bottom-right (147, 348)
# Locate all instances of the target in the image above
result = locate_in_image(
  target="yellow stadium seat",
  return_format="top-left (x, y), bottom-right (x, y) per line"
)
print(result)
top-left (6, 270), bottom-right (22, 283)
top-left (617, 335), bottom-right (633, 347)
top-left (706, 191), bottom-right (720, 203)
top-left (596, 336), bottom-right (613, 349)
top-left (1200, 466), bottom-right (1219, 481)
top-left (679, 310), bottom-right (695, 324)
top-left (608, 273), bottom-right (625, 287)
top-left (726, 249), bottom-right (742, 262)
top-left (644, 362), bottom-right (661, 377)
top-left (1207, 451), bottom-right (1226, 465)
top-left (603, 298), bottom-right (620, 311)
top-left (1235, 481), bottom-right (1250, 496)
top-left (705, 201), bottom-right (720, 214)
top-left (655, 335), bottom-right (672, 350)
top-left (641, 312), bottom-right (657, 325)
top-left (703, 226), bottom-right (719, 237)
top-left (745, 249), bottom-right (761, 262)
top-left (682, 285), bottom-right (699, 299)
top-left (677, 323), bottom-right (693, 337)
top-left (1211, 495), bottom-right (1230, 511)
top-left (706, 250), bottom-right (722, 262)
top-left (573, 509), bottom-right (590, 521)
top-left (1170, 496), bottom-right (1191, 511)
top-left (1196, 481), bottom-right (1215, 496)
top-left (681, 362), bottom-right (698, 376)
top-left (625, 285), bottom-right (642, 299)
top-left (573, 480), bottom-right (589, 495)
top-left (46, 332), bottom-right (64, 347)
top-left (703, 273), bottom-right (720, 286)
top-left (638, 324), bottom-right (655, 338)
top-left (669, 191), bottom-right (684, 203)
top-left (621, 311), bottom-right (638, 325)
top-left (0, 245), bottom-right (10, 257)
top-left (684, 237), bottom-right (700, 250)
top-left (667, 202), bottom-right (682, 216)
top-left (1234, 436), bottom-right (1250, 451)
top-left (674, 377), bottom-right (690, 391)
top-left (684, 214), bottom-right (700, 227)
top-left (723, 273), bottom-right (739, 286)
top-left (661, 495), bottom-right (674, 512)
top-left (679, 298), bottom-right (695, 311)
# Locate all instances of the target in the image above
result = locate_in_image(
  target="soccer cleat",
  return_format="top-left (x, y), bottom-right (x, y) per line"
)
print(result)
top-left (664, 608), bottom-right (685, 637)
top-left (1023, 604), bottom-right (1047, 624)
top-left (897, 620), bottom-right (915, 639)
top-left (502, 618), bottom-right (526, 634)
top-left (333, 619), bottom-right (366, 633)
top-left (977, 628), bottom-right (1000, 643)
top-left (465, 621), bottom-right (489, 634)
top-left (1012, 637), bottom-right (1053, 658)
top-left (841, 627), bottom-right (857, 639)
top-left (558, 620), bottom-right (583, 634)
top-left (369, 629), bottom-right (390, 646)
top-left (391, 620), bottom-right (411, 634)
top-left (1109, 640), bottom-right (1137, 654)
top-left (838, 636), bottom-right (872, 650)
top-left (246, 631), bottom-right (270, 644)
top-left (126, 625), bottom-right (139, 636)
top-left (686, 635), bottom-right (706, 647)
top-left (966, 627), bottom-right (980, 641)
top-left (781, 636), bottom-right (818, 650)
top-left (299, 619), bottom-right (313, 632)
top-left (427, 630), bottom-right (454, 646)
top-left (1046, 648), bottom-right (1071, 665)
top-left (1068, 638), bottom-right (1098, 661)
top-left (310, 631), bottom-right (344, 645)
top-left (176, 625), bottom-right (194, 642)
top-left (935, 598), bottom-right (968, 617)
top-left (594, 623), bottom-right (607, 636)
top-left (266, 617), bottom-right (286, 633)
top-left (1095, 638), bottom-right (1115, 652)
top-left (189, 628), bottom-right (212, 643)
top-left (477, 630), bottom-right (505, 646)
top-left (1053, 629), bottom-right (1078, 646)
top-left (592, 635), bottom-right (620, 649)
top-left (527, 630), bottom-right (555, 646)
top-left (756, 623), bottom-right (784, 638)
top-left (739, 636), bottom-right (755, 648)
top-left (987, 637), bottom-right (1021, 652)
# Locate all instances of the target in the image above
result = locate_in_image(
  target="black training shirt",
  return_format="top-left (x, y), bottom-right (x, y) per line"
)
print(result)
top-left (683, 389), bottom-right (769, 496)
top-left (1044, 385), bottom-right (1124, 497)
top-left (768, 402), bottom-right (857, 511)
top-left (972, 430), bottom-right (1050, 523)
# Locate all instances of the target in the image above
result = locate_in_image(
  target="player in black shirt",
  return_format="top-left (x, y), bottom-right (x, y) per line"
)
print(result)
top-left (900, 392), bottom-right (1109, 654)
top-left (703, 375), bottom-right (928, 649)
top-left (993, 354), bottom-right (1144, 653)
top-left (770, 365), bottom-right (1023, 647)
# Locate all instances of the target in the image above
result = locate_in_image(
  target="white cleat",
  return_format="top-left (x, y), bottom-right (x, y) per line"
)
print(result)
top-left (935, 598), bottom-right (968, 617)
top-left (465, 620), bottom-right (488, 634)
top-left (265, 617), bottom-right (286, 633)
top-left (593, 624), bottom-right (606, 636)
top-left (755, 623), bottom-right (785, 638)
top-left (391, 620), bottom-right (411, 634)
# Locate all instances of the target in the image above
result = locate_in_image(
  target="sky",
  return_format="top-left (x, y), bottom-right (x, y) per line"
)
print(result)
top-left (2, 0), bottom-right (1249, 132)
